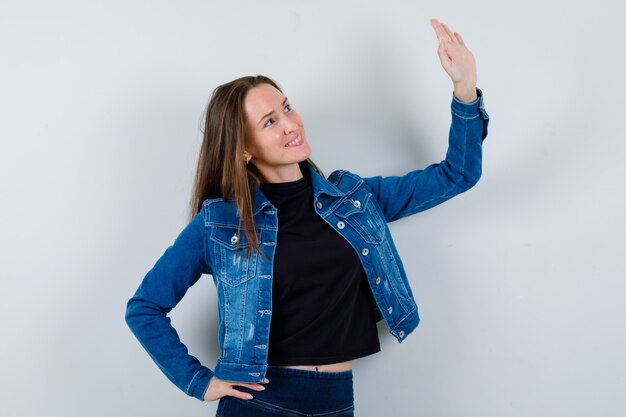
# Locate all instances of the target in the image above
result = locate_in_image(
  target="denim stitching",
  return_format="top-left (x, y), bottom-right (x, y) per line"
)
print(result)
top-left (241, 397), bottom-right (301, 415)
top-left (208, 220), bottom-right (277, 230)
top-left (185, 368), bottom-right (203, 395)
top-left (336, 194), bottom-right (384, 245)
top-left (235, 282), bottom-right (246, 360)
top-left (374, 244), bottom-right (413, 314)
top-left (222, 277), bottom-right (230, 360)
top-left (203, 207), bottom-right (211, 275)
top-left (410, 114), bottom-right (471, 212)
top-left (393, 304), bottom-right (418, 327)
top-left (451, 109), bottom-right (479, 120)
top-left (456, 112), bottom-right (469, 190)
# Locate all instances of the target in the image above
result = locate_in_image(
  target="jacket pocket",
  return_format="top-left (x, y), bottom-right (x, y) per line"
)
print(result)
top-left (334, 188), bottom-right (386, 245)
top-left (210, 225), bottom-right (253, 286)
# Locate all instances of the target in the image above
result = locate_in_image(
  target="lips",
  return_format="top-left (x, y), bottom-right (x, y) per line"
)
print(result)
top-left (284, 136), bottom-right (303, 147)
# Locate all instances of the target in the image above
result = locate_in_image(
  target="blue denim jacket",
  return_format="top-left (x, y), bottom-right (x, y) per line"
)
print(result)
top-left (125, 88), bottom-right (489, 401)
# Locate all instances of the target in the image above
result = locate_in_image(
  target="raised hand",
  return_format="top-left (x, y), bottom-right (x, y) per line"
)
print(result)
top-left (430, 18), bottom-right (478, 103)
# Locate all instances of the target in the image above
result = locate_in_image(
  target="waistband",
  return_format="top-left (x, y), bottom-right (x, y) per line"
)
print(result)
top-left (267, 365), bottom-right (353, 380)
top-left (231, 364), bottom-right (354, 414)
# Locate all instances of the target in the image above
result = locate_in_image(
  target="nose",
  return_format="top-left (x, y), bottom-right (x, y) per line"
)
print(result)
top-left (283, 118), bottom-right (298, 135)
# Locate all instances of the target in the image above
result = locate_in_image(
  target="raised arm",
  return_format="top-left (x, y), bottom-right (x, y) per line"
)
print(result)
top-left (362, 19), bottom-right (490, 222)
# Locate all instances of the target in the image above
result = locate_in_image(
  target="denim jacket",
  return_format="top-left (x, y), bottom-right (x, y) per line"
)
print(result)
top-left (125, 88), bottom-right (489, 401)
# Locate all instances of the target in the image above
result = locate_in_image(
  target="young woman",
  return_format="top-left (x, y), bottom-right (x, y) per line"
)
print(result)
top-left (125, 18), bottom-right (489, 417)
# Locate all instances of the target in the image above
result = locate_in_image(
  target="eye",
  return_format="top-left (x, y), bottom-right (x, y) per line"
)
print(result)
top-left (264, 104), bottom-right (292, 128)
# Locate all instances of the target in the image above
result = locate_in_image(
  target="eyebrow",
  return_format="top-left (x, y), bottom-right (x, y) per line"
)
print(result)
top-left (257, 97), bottom-right (288, 126)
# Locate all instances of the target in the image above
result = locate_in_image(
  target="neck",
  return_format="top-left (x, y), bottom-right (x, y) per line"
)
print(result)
top-left (258, 162), bottom-right (304, 184)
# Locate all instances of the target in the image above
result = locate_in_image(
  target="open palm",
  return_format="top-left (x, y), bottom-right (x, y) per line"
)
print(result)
top-left (430, 18), bottom-right (478, 102)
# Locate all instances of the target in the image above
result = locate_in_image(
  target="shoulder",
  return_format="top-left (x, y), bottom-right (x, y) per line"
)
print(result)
top-left (202, 197), bottom-right (231, 208)
top-left (199, 198), bottom-right (238, 226)
top-left (327, 168), bottom-right (365, 193)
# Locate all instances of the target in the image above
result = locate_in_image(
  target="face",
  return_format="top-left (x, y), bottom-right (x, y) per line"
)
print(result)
top-left (243, 83), bottom-right (311, 183)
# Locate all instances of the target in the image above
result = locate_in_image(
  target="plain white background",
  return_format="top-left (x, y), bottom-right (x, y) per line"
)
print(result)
top-left (1, 1), bottom-right (625, 416)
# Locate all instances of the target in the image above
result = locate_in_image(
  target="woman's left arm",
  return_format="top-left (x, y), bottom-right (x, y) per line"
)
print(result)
top-left (362, 19), bottom-right (490, 223)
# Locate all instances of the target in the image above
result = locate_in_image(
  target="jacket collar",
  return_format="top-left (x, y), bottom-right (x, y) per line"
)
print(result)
top-left (252, 160), bottom-right (344, 215)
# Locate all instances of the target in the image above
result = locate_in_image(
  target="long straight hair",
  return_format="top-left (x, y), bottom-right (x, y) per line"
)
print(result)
top-left (189, 75), bottom-right (325, 258)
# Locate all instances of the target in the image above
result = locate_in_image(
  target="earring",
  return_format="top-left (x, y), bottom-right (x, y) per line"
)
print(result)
top-left (244, 155), bottom-right (251, 165)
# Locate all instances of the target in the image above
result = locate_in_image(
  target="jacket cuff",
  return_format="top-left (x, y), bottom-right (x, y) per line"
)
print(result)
top-left (188, 367), bottom-right (215, 401)
top-left (451, 87), bottom-right (488, 120)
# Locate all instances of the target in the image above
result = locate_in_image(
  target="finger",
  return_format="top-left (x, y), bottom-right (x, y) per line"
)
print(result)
top-left (454, 32), bottom-right (465, 46)
top-left (440, 22), bottom-right (459, 44)
top-left (235, 382), bottom-right (266, 391)
top-left (432, 19), bottom-right (452, 43)
top-left (229, 388), bottom-right (254, 400)
top-left (430, 18), bottom-right (453, 43)
top-left (437, 37), bottom-right (451, 65)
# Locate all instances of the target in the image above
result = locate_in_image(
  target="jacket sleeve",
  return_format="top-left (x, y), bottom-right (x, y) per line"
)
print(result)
top-left (125, 209), bottom-right (214, 401)
top-left (362, 87), bottom-right (490, 223)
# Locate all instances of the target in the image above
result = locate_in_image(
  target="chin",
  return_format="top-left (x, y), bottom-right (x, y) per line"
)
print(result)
top-left (299, 149), bottom-right (312, 161)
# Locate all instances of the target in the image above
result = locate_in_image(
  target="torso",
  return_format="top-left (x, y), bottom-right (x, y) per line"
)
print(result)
top-left (278, 360), bottom-right (353, 372)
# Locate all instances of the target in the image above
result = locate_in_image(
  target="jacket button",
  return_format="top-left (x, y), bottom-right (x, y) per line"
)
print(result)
top-left (337, 221), bottom-right (345, 229)
top-left (399, 330), bottom-right (405, 338)
top-left (375, 277), bottom-right (381, 285)
top-left (230, 234), bottom-right (238, 244)
top-left (316, 201), bottom-right (322, 209)
top-left (353, 200), bottom-right (361, 208)
top-left (387, 306), bottom-right (393, 314)
top-left (362, 248), bottom-right (369, 256)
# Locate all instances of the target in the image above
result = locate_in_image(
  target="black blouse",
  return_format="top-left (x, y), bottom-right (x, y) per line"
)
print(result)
top-left (260, 165), bottom-right (381, 365)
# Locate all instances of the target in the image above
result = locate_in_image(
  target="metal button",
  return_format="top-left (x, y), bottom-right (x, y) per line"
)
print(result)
top-left (375, 277), bottom-right (381, 285)
top-left (399, 330), bottom-right (405, 338)
top-left (230, 234), bottom-right (239, 244)
top-left (387, 306), bottom-right (393, 314)
top-left (316, 201), bottom-right (322, 209)
top-left (337, 221), bottom-right (345, 229)
top-left (353, 200), bottom-right (361, 208)
top-left (362, 248), bottom-right (369, 256)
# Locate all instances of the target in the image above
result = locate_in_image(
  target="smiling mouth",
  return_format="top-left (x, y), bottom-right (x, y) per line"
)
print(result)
top-left (284, 136), bottom-right (302, 147)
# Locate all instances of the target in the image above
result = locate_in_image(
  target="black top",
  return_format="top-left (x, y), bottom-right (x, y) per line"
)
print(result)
top-left (260, 165), bottom-right (381, 365)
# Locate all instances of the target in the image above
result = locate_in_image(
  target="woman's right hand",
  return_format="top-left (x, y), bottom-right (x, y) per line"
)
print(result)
top-left (430, 18), bottom-right (478, 103)
top-left (203, 375), bottom-right (270, 401)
